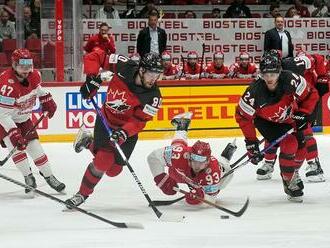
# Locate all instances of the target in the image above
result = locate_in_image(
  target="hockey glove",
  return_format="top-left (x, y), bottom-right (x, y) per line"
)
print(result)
top-left (8, 128), bottom-right (28, 151)
top-left (315, 78), bottom-right (329, 97)
top-left (39, 93), bottom-right (57, 119)
top-left (110, 129), bottom-right (128, 144)
top-left (185, 188), bottom-right (205, 205)
top-left (245, 139), bottom-right (264, 165)
top-left (292, 111), bottom-right (309, 130)
top-left (80, 75), bottom-right (102, 99)
top-left (154, 173), bottom-right (178, 195)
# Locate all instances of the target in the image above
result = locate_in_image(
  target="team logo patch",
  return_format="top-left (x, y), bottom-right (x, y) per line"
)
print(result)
top-left (8, 79), bottom-right (14, 84)
top-left (105, 89), bottom-right (131, 113)
top-left (143, 104), bottom-right (158, 116)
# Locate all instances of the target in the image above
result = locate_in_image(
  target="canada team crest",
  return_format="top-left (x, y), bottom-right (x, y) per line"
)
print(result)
top-left (105, 89), bottom-right (131, 113)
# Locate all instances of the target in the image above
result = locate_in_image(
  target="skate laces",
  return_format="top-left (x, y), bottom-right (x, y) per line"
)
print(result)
top-left (306, 161), bottom-right (319, 172)
top-left (260, 161), bottom-right (274, 172)
top-left (70, 194), bottom-right (85, 205)
top-left (288, 171), bottom-right (302, 191)
top-left (24, 174), bottom-right (35, 186)
top-left (47, 175), bottom-right (61, 187)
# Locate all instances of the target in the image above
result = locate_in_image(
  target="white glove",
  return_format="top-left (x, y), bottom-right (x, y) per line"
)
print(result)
top-left (100, 71), bottom-right (114, 82)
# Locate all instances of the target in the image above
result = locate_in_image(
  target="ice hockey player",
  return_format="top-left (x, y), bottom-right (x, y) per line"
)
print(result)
top-left (204, 51), bottom-right (229, 79)
top-left (147, 112), bottom-right (236, 205)
top-left (256, 49), bottom-right (328, 182)
top-left (161, 51), bottom-right (179, 80)
top-left (235, 55), bottom-right (319, 202)
top-left (65, 52), bottom-right (163, 208)
top-left (183, 51), bottom-right (202, 79)
top-left (0, 48), bottom-right (65, 196)
top-left (228, 52), bottom-right (258, 79)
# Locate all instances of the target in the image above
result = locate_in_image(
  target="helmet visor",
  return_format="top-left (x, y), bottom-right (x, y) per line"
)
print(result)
top-left (260, 72), bottom-right (280, 81)
top-left (144, 70), bottom-right (162, 81)
top-left (190, 153), bottom-right (208, 163)
top-left (16, 58), bottom-right (33, 73)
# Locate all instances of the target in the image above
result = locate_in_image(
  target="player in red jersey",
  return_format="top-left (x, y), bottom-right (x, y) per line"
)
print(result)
top-left (147, 112), bottom-right (236, 205)
top-left (236, 55), bottom-right (319, 202)
top-left (65, 52), bottom-right (163, 208)
top-left (183, 51), bottom-right (201, 79)
top-left (0, 49), bottom-right (65, 196)
top-left (228, 52), bottom-right (258, 79)
top-left (257, 50), bottom-right (328, 182)
top-left (161, 51), bottom-right (179, 80)
top-left (204, 51), bottom-right (229, 79)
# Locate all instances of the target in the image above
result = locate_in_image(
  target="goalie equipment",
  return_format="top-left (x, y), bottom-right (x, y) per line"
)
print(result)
top-left (170, 112), bottom-right (193, 131)
top-left (73, 125), bottom-right (93, 153)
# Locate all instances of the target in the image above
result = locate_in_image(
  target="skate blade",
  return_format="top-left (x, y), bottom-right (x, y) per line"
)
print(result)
top-left (287, 195), bottom-right (303, 203)
top-left (24, 191), bottom-right (35, 199)
top-left (306, 175), bottom-right (325, 183)
top-left (256, 174), bottom-right (272, 180)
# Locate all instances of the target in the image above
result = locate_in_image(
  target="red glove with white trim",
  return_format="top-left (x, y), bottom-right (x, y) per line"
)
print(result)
top-left (154, 173), bottom-right (178, 195)
top-left (8, 128), bottom-right (28, 151)
top-left (39, 93), bottom-right (57, 119)
top-left (185, 187), bottom-right (205, 205)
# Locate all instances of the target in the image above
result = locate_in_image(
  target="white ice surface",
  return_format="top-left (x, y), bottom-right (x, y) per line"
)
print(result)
top-left (0, 135), bottom-right (330, 248)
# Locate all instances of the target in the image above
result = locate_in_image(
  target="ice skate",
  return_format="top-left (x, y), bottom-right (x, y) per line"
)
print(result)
top-left (282, 171), bottom-right (304, 203)
top-left (305, 158), bottom-right (325, 183)
top-left (73, 125), bottom-right (93, 153)
top-left (65, 193), bottom-right (88, 209)
top-left (171, 112), bottom-right (193, 131)
top-left (256, 160), bottom-right (275, 180)
top-left (42, 174), bottom-right (66, 193)
top-left (24, 173), bottom-right (37, 197)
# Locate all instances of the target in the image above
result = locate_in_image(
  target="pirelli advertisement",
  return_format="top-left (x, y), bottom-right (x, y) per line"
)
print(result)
top-left (35, 80), bottom-right (327, 142)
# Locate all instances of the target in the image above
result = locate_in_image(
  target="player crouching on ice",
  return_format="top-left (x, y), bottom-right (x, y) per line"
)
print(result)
top-left (147, 112), bottom-right (236, 206)
top-left (0, 49), bottom-right (65, 196)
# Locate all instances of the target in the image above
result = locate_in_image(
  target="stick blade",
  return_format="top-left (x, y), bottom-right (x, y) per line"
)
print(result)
top-left (125, 222), bottom-right (145, 229)
top-left (159, 213), bottom-right (185, 222)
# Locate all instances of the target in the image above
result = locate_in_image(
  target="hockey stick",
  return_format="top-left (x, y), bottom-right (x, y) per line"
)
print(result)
top-left (173, 187), bottom-right (249, 217)
top-left (89, 97), bottom-right (184, 222)
top-left (149, 196), bottom-right (185, 207)
top-left (0, 172), bottom-right (143, 229)
top-left (0, 113), bottom-right (46, 167)
top-left (198, 43), bottom-right (205, 79)
top-left (220, 128), bottom-right (295, 181)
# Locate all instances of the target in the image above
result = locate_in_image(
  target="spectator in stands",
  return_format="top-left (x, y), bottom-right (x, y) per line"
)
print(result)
top-left (128, 52), bottom-right (140, 64)
top-left (183, 51), bottom-right (201, 79)
top-left (84, 22), bottom-right (116, 55)
top-left (210, 8), bottom-right (222, 18)
top-left (264, 15), bottom-right (293, 58)
top-left (183, 10), bottom-right (197, 18)
top-left (224, 0), bottom-right (251, 18)
top-left (263, 3), bottom-right (280, 18)
top-left (121, 2), bottom-right (138, 18)
top-left (136, 11), bottom-right (167, 57)
top-left (204, 51), bottom-right (229, 79)
top-left (94, 0), bottom-right (120, 19)
top-left (293, 0), bottom-right (310, 17)
top-left (326, 51), bottom-right (330, 76)
top-left (228, 52), bottom-right (257, 79)
top-left (0, 9), bottom-right (16, 43)
top-left (23, 6), bottom-right (40, 39)
top-left (138, 0), bottom-right (157, 19)
top-left (29, 0), bottom-right (41, 24)
top-left (285, 6), bottom-right (301, 18)
top-left (3, 0), bottom-right (15, 22)
top-left (161, 51), bottom-right (179, 80)
top-left (309, 0), bottom-right (328, 17)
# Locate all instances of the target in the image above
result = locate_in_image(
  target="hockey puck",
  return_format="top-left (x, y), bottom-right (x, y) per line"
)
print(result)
top-left (220, 215), bottom-right (230, 219)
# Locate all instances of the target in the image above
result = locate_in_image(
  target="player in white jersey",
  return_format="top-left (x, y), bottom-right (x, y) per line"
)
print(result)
top-left (0, 48), bottom-right (65, 196)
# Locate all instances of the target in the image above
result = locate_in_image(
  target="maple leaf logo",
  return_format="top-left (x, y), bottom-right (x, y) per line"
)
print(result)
top-left (105, 89), bottom-right (131, 113)
top-left (268, 105), bottom-right (292, 122)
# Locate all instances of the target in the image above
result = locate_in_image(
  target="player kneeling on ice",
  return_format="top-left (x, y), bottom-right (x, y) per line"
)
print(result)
top-left (147, 112), bottom-right (236, 206)
top-left (0, 49), bottom-right (65, 196)
top-left (65, 52), bottom-right (163, 208)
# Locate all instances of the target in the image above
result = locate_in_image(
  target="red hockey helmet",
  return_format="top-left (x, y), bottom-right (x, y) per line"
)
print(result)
top-left (213, 50), bottom-right (224, 59)
top-left (161, 51), bottom-right (171, 61)
top-left (191, 140), bottom-right (211, 162)
top-left (11, 48), bottom-right (33, 76)
top-left (187, 51), bottom-right (198, 59)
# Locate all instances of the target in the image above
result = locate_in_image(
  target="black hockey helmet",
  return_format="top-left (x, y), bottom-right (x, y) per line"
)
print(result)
top-left (139, 52), bottom-right (164, 73)
top-left (260, 55), bottom-right (281, 74)
top-left (263, 49), bottom-right (282, 60)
